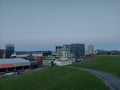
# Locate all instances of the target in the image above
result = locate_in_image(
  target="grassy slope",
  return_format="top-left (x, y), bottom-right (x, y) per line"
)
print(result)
top-left (0, 67), bottom-right (108, 90)
top-left (72, 56), bottom-right (120, 77)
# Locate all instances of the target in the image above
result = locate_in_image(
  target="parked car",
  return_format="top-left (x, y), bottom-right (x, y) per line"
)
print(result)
top-left (3, 72), bottom-right (15, 77)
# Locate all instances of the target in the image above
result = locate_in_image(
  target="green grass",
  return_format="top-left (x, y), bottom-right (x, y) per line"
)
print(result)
top-left (72, 56), bottom-right (120, 77)
top-left (0, 67), bottom-right (108, 90)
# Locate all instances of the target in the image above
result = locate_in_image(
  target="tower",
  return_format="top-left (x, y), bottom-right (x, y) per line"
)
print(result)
top-left (70, 44), bottom-right (85, 60)
top-left (5, 44), bottom-right (15, 58)
top-left (87, 45), bottom-right (94, 55)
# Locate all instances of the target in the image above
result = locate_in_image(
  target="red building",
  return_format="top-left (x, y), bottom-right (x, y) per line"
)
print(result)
top-left (34, 56), bottom-right (46, 67)
top-left (0, 49), bottom-right (5, 58)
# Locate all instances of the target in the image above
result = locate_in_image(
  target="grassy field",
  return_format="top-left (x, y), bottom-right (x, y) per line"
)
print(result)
top-left (72, 56), bottom-right (120, 78)
top-left (0, 67), bottom-right (108, 90)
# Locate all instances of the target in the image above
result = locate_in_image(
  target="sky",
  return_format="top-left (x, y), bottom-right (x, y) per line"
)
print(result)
top-left (0, 0), bottom-right (120, 51)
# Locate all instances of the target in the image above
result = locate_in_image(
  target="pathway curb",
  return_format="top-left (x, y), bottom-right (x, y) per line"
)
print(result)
top-left (68, 66), bottom-right (120, 90)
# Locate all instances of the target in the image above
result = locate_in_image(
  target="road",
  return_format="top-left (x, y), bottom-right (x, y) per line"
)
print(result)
top-left (69, 66), bottom-right (120, 90)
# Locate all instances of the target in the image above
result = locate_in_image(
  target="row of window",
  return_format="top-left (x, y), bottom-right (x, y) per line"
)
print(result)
top-left (0, 66), bottom-right (29, 72)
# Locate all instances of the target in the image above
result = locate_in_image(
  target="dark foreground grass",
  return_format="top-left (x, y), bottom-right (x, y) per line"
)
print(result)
top-left (72, 56), bottom-right (120, 77)
top-left (0, 67), bottom-right (108, 90)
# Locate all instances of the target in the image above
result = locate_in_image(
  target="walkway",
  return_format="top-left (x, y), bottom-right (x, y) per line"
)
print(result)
top-left (69, 66), bottom-right (120, 90)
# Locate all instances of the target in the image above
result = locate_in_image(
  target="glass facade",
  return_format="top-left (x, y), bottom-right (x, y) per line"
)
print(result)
top-left (70, 44), bottom-right (85, 59)
top-left (5, 44), bottom-right (14, 58)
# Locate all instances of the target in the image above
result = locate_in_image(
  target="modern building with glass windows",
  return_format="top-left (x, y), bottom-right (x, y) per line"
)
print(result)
top-left (5, 44), bottom-right (15, 58)
top-left (70, 44), bottom-right (85, 60)
top-left (55, 46), bottom-right (62, 53)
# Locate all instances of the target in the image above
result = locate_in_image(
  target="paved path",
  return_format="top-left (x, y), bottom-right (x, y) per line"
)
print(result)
top-left (69, 66), bottom-right (120, 90)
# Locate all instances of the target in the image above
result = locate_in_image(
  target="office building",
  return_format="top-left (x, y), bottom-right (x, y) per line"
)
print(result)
top-left (70, 44), bottom-right (85, 60)
top-left (87, 45), bottom-right (94, 55)
top-left (5, 44), bottom-right (15, 58)
top-left (63, 44), bottom-right (70, 51)
top-left (55, 46), bottom-right (62, 53)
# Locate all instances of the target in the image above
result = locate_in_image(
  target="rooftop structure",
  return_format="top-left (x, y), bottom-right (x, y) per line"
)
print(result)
top-left (0, 58), bottom-right (30, 68)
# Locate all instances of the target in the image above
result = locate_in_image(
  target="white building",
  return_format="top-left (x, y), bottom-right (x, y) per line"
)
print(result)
top-left (54, 60), bottom-right (73, 66)
top-left (42, 45), bottom-right (75, 67)
top-left (42, 55), bottom-right (55, 66)
top-left (54, 50), bottom-right (75, 66)
top-left (87, 45), bottom-right (94, 55)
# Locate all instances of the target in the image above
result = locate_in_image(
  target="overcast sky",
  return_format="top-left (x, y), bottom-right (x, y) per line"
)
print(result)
top-left (0, 0), bottom-right (120, 51)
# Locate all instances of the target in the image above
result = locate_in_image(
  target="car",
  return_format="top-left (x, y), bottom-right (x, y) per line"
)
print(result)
top-left (3, 72), bottom-right (15, 77)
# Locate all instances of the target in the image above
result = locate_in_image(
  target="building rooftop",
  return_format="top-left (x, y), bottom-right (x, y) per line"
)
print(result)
top-left (0, 58), bottom-right (30, 66)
